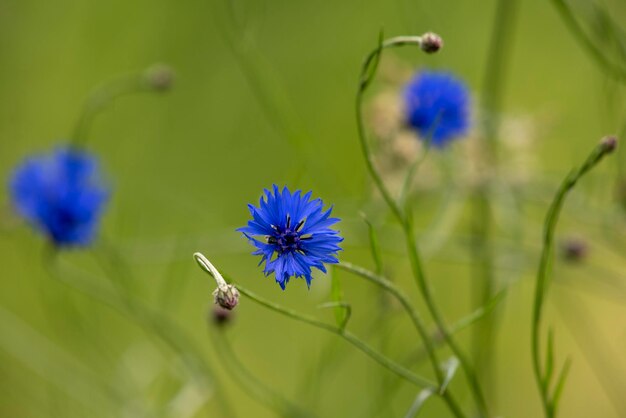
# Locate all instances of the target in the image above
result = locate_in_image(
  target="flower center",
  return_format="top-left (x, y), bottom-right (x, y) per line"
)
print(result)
top-left (267, 216), bottom-right (310, 254)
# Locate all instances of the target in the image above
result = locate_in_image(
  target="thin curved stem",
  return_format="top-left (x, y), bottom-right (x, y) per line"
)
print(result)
top-left (355, 35), bottom-right (442, 381)
top-left (532, 138), bottom-right (617, 418)
top-left (550, 0), bottom-right (626, 83)
top-left (236, 284), bottom-right (468, 418)
top-left (336, 261), bottom-right (444, 383)
top-left (235, 284), bottom-right (436, 390)
top-left (405, 212), bottom-right (489, 417)
top-left (398, 142), bottom-right (432, 208)
top-left (71, 72), bottom-right (151, 148)
top-left (356, 36), bottom-right (424, 222)
top-left (356, 35), bottom-right (488, 416)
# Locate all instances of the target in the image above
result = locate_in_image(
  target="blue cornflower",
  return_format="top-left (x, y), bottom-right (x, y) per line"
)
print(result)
top-left (404, 70), bottom-right (470, 147)
top-left (238, 185), bottom-right (343, 290)
top-left (9, 146), bottom-right (110, 247)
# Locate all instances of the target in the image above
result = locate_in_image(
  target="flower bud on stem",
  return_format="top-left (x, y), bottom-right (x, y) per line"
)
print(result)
top-left (532, 135), bottom-right (617, 418)
top-left (194, 252), bottom-right (239, 310)
top-left (71, 64), bottom-right (174, 149)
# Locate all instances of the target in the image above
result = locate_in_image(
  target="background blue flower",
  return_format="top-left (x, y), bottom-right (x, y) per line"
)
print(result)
top-left (239, 185), bottom-right (343, 289)
top-left (9, 146), bottom-right (110, 247)
top-left (404, 70), bottom-right (470, 147)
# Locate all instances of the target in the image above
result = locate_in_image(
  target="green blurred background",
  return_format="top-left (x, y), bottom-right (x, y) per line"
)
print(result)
top-left (1, 0), bottom-right (625, 417)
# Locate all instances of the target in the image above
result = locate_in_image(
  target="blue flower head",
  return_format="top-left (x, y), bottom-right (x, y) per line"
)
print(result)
top-left (404, 70), bottom-right (470, 147)
top-left (9, 146), bottom-right (110, 247)
top-left (238, 185), bottom-right (343, 290)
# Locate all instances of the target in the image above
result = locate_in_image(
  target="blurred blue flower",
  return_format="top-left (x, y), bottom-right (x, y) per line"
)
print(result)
top-left (9, 147), bottom-right (109, 247)
top-left (238, 185), bottom-right (342, 290)
top-left (404, 70), bottom-right (470, 147)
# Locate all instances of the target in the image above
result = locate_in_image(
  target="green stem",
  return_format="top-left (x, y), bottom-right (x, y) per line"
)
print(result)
top-left (356, 36), bottom-right (424, 223)
top-left (356, 35), bottom-right (488, 416)
top-left (550, 0), bottom-right (626, 83)
top-left (336, 261), bottom-right (443, 383)
top-left (370, 288), bottom-right (504, 418)
top-left (338, 260), bottom-right (505, 369)
top-left (71, 72), bottom-right (151, 148)
top-left (398, 143), bottom-right (432, 208)
top-left (236, 284), bottom-right (467, 418)
top-left (405, 212), bottom-right (489, 417)
top-left (472, 0), bottom-right (520, 404)
top-left (235, 284), bottom-right (436, 390)
top-left (338, 261), bottom-right (505, 418)
top-left (532, 138), bottom-right (617, 418)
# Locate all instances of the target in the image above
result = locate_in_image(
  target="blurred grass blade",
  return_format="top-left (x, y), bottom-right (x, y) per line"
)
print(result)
top-left (551, 358), bottom-right (572, 416)
top-left (166, 383), bottom-right (210, 418)
top-left (550, 0), bottom-right (626, 82)
top-left (159, 236), bottom-right (194, 311)
top-left (330, 265), bottom-right (346, 327)
top-left (211, 0), bottom-right (346, 191)
top-left (450, 289), bottom-right (506, 334)
top-left (403, 389), bottom-right (435, 418)
top-left (544, 328), bottom-right (555, 390)
top-left (0, 306), bottom-right (133, 416)
top-left (439, 357), bottom-right (460, 394)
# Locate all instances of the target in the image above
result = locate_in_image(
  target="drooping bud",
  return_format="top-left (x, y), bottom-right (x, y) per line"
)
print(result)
top-left (144, 64), bottom-right (174, 91)
top-left (213, 284), bottom-right (240, 310)
top-left (420, 32), bottom-right (443, 54)
top-left (194, 252), bottom-right (240, 310)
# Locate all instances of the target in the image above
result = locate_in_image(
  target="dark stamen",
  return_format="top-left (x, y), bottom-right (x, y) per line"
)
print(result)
top-left (295, 220), bottom-right (305, 232)
top-left (267, 236), bottom-right (278, 244)
top-left (286, 215), bottom-right (291, 229)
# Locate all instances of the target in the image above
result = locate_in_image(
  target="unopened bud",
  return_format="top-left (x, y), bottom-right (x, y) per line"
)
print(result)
top-left (144, 64), bottom-right (174, 91)
top-left (213, 284), bottom-right (239, 310)
top-left (600, 136), bottom-right (617, 153)
top-left (420, 32), bottom-right (443, 54)
top-left (560, 237), bottom-right (588, 263)
top-left (211, 305), bottom-right (234, 327)
top-left (194, 252), bottom-right (240, 310)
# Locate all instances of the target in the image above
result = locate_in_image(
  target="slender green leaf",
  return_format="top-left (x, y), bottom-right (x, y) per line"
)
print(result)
top-left (360, 212), bottom-right (383, 275)
top-left (544, 328), bottom-right (555, 389)
top-left (330, 266), bottom-right (346, 328)
top-left (551, 358), bottom-right (573, 416)
top-left (450, 289), bottom-right (506, 334)
top-left (403, 389), bottom-right (435, 418)
top-left (532, 137), bottom-right (617, 417)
